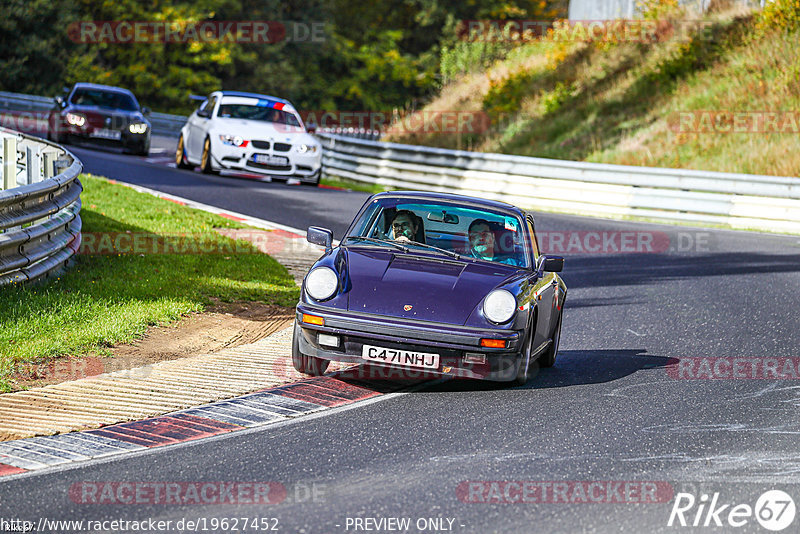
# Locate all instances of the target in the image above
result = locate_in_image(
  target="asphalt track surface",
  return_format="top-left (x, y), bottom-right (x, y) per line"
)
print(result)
top-left (3, 141), bottom-right (800, 533)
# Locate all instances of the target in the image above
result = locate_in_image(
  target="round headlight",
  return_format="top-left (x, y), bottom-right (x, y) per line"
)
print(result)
top-left (297, 144), bottom-right (318, 154)
top-left (233, 135), bottom-right (244, 146)
top-left (305, 267), bottom-right (338, 300)
top-left (483, 289), bottom-right (517, 324)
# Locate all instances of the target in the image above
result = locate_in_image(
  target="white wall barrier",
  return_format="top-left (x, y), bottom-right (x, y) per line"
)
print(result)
top-left (318, 133), bottom-right (800, 234)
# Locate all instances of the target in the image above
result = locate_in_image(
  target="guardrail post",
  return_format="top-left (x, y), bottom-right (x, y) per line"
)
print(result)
top-left (3, 136), bottom-right (16, 190)
top-left (43, 151), bottom-right (55, 179)
top-left (54, 158), bottom-right (70, 176)
top-left (25, 146), bottom-right (35, 184)
top-left (37, 150), bottom-right (58, 224)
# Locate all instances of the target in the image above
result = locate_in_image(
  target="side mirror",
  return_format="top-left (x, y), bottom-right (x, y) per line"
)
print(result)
top-left (141, 106), bottom-right (151, 116)
top-left (307, 226), bottom-right (333, 253)
top-left (196, 109), bottom-right (209, 118)
top-left (541, 256), bottom-right (564, 273)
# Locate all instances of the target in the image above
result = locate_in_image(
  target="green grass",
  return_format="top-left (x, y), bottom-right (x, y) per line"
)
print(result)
top-left (390, 4), bottom-right (800, 178)
top-left (321, 176), bottom-right (390, 194)
top-left (0, 174), bottom-right (300, 392)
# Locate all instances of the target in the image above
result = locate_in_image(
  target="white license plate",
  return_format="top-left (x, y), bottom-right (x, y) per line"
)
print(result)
top-left (362, 344), bottom-right (439, 369)
top-left (253, 154), bottom-right (289, 165)
top-left (90, 128), bottom-right (121, 140)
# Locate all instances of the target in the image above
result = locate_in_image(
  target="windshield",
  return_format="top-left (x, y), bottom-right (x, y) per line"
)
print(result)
top-left (70, 89), bottom-right (138, 111)
top-left (216, 104), bottom-right (302, 127)
top-left (345, 198), bottom-right (531, 268)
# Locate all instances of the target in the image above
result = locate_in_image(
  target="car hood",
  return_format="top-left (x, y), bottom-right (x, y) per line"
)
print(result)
top-left (212, 118), bottom-right (314, 142)
top-left (344, 247), bottom-right (518, 325)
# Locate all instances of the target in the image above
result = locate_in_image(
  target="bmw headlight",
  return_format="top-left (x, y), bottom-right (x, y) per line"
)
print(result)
top-left (219, 134), bottom-right (248, 147)
top-left (129, 123), bottom-right (148, 134)
top-left (66, 113), bottom-right (85, 126)
top-left (483, 289), bottom-right (517, 324)
top-left (305, 267), bottom-right (338, 300)
top-left (297, 143), bottom-right (318, 154)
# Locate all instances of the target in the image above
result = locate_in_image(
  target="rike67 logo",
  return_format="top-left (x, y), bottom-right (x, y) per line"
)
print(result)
top-left (668, 490), bottom-right (796, 531)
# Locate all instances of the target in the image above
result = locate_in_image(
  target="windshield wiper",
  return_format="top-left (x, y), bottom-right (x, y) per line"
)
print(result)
top-left (406, 242), bottom-right (462, 259)
top-left (343, 236), bottom-right (409, 253)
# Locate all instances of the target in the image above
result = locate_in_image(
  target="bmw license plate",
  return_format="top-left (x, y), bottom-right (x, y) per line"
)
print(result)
top-left (362, 344), bottom-right (439, 369)
top-left (90, 128), bottom-right (121, 140)
top-left (252, 154), bottom-right (289, 165)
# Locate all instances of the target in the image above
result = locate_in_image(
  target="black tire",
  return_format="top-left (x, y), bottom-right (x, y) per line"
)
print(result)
top-left (538, 313), bottom-right (562, 368)
top-left (200, 137), bottom-right (217, 174)
top-left (292, 323), bottom-right (330, 376)
top-left (301, 166), bottom-right (322, 187)
top-left (175, 134), bottom-right (192, 169)
top-left (140, 137), bottom-right (151, 156)
top-left (133, 139), bottom-right (150, 157)
top-left (513, 326), bottom-right (535, 386)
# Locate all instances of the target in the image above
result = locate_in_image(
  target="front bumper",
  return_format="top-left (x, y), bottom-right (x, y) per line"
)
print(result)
top-left (212, 141), bottom-right (322, 181)
top-left (296, 304), bottom-right (526, 381)
top-left (64, 124), bottom-right (149, 149)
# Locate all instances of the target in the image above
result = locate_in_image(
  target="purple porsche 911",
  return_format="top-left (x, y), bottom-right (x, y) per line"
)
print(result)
top-left (293, 191), bottom-right (566, 385)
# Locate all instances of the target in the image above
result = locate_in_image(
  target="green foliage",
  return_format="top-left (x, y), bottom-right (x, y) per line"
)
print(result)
top-left (1, 1), bottom-right (566, 116)
top-left (539, 81), bottom-right (574, 114)
top-left (757, 0), bottom-right (800, 34)
top-left (637, 0), bottom-right (682, 20)
top-left (440, 41), bottom-right (515, 83)
top-left (483, 69), bottom-right (539, 120)
top-left (0, 0), bottom-right (82, 95)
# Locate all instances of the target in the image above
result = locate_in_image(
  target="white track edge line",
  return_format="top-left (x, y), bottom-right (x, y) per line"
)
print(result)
top-left (97, 177), bottom-right (310, 237)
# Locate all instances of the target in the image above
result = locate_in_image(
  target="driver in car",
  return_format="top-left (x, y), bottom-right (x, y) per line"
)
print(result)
top-left (468, 219), bottom-right (519, 266)
top-left (390, 210), bottom-right (419, 243)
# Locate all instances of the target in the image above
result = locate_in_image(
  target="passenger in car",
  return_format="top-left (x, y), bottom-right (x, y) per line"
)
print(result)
top-left (468, 219), bottom-right (519, 266)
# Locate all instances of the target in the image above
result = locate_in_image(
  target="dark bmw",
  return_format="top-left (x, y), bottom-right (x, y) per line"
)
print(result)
top-left (293, 191), bottom-right (567, 385)
top-left (48, 83), bottom-right (151, 155)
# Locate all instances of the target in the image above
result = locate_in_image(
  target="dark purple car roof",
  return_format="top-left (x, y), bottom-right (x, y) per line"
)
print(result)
top-left (370, 191), bottom-right (529, 218)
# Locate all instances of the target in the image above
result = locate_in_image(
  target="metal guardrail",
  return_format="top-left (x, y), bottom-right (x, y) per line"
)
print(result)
top-left (0, 127), bottom-right (83, 285)
top-left (0, 91), bottom-right (383, 140)
top-left (318, 133), bottom-right (800, 234)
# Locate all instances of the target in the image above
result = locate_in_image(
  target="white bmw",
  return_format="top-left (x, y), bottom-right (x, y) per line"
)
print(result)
top-left (176, 91), bottom-right (322, 185)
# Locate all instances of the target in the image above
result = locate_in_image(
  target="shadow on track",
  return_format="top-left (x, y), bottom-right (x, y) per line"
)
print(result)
top-left (565, 252), bottom-right (800, 290)
top-left (337, 349), bottom-right (676, 394)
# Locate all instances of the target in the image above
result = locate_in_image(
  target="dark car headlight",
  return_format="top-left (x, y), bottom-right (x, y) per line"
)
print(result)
top-left (483, 289), bottom-right (517, 323)
top-left (129, 123), bottom-right (148, 134)
top-left (66, 113), bottom-right (85, 126)
top-left (305, 267), bottom-right (338, 300)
